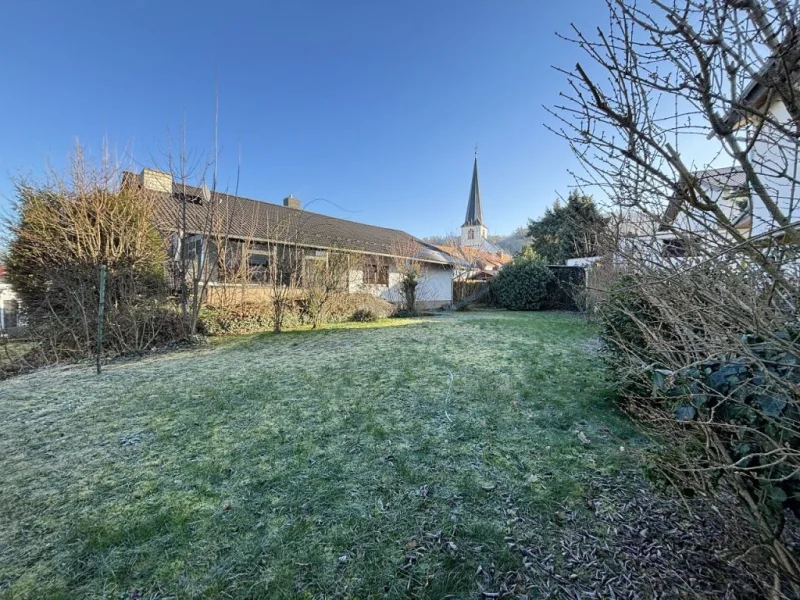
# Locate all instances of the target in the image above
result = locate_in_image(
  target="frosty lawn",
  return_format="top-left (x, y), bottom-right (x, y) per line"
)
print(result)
top-left (0, 311), bottom-right (640, 598)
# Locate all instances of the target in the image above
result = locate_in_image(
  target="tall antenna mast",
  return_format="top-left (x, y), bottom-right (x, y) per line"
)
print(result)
top-left (674, 93), bottom-right (679, 152)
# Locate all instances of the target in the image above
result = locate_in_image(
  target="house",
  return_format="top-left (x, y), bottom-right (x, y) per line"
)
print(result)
top-left (656, 39), bottom-right (800, 256)
top-left (439, 155), bottom-right (512, 280)
top-left (658, 167), bottom-right (751, 257)
top-left (713, 41), bottom-right (800, 241)
top-left (124, 168), bottom-right (455, 309)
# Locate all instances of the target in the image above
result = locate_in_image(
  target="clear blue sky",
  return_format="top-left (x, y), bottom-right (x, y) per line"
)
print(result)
top-left (0, 1), bottom-right (610, 238)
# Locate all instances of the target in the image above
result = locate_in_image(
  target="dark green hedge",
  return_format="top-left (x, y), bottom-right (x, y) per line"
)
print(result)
top-left (491, 258), bottom-right (553, 310)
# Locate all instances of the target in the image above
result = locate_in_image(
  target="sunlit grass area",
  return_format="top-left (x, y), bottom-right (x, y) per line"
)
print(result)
top-left (0, 341), bottom-right (33, 366)
top-left (0, 311), bottom-right (642, 598)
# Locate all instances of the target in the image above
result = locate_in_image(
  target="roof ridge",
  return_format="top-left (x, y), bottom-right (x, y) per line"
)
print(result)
top-left (174, 182), bottom-right (424, 241)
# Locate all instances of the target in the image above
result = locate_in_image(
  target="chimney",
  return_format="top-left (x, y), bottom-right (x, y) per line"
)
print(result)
top-left (139, 168), bottom-right (173, 193)
top-left (283, 194), bottom-right (301, 210)
top-left (121, 171), bottom-right (139, 190)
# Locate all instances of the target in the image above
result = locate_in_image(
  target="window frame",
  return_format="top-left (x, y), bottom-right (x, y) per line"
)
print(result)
top-left (363, 256), bottom-right (389, 286)
top-left (247, 248), bottom-right (274, 283)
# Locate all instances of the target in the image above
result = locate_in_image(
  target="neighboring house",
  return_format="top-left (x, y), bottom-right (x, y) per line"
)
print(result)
top-left (445, 245), bottom-right (512, 281)
top-left (657, 46), bottom-right (800, 253)
top-left (565, 209), bottom-right (660, 266)
top-left (124, 168), bottom-right (455, 309)
top-left (565, 256), bottom-right (603, 268)
top-left (441, 155), bottom-right (512, 280)
top-left (659, 167), bottom-right (751, 257)
top-left (0, 265), bottom-right (21, 331)
top-left (718, 48), bottom-right (800, 241)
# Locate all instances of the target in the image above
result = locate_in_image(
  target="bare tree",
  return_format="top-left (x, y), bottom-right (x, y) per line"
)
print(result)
top-left (6, 145), bottom-right (181, 361)
top-left (390, 237), bottom-right (434, 313)
top-left (553, 1), bottom-right (800, 592)
top-left (303, 250), bottom-right (351, 328)
top-left (440, 233), bottom-right (486, 281)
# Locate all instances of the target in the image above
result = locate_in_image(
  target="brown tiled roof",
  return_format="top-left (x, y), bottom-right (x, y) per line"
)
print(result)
top-left (148, 181), bottom-right (452, 264)
top-left (434, 244), bottom-right (512, 270)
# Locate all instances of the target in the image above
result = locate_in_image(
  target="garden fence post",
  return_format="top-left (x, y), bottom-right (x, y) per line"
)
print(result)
top-left (96, 264), bottom-right (107, 375)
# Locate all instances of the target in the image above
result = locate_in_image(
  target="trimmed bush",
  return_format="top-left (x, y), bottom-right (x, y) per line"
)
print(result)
top-left (322, 293), bottom-right (394, 323)
top-left (198, 303), bottom-right (275, 336)
top-left (491, 257), bottom-right (553, 310)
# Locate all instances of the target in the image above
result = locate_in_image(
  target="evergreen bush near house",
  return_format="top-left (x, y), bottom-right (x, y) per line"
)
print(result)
top-left (526, 190), bottom-right (607, 264)
top-left (491, 253), bottom-right (553, 310)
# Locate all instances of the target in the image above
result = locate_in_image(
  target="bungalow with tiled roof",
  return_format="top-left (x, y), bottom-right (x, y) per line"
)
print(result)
top-left (123, 168), bottom-right (456, 309)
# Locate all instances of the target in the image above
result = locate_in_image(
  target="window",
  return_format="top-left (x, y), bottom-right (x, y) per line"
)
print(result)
top-left (662, 238), bottom-right (687, 258)
top-left (363, 256), bottom-right (389, 285)
top-left (247, 247), bottom-right (299, 286)
top-left (176, 191), bottom-right (203, 205)
top-left (722, 188), bottom-right (752, 228)
top-left (184, 235), bottom-right (203, 261)
top-left (248, 251), bottom-right (271, 282)
top-left (302, 254), bottom-right (326, 287)
top-left (2, 300), bottom-right (18, 329)
top-left (467, 228), bottom-right (475, 240)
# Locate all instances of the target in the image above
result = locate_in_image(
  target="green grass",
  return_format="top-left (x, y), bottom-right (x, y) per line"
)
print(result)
top-left (0, 341), bottom-right (33, 366)
top-left (0, 311), bottom-right (641, 599)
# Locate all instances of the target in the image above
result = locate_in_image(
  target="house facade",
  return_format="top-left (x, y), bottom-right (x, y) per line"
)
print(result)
top-left (126, 169), bottom-right (455, 309)
top-left (656, 167), bottom-right (752, 257)
top-left (720, 55), bottom-right (800, 241)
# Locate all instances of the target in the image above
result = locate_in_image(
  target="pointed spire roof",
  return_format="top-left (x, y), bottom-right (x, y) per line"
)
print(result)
top-left (463, 154), bottom-right (484, 227)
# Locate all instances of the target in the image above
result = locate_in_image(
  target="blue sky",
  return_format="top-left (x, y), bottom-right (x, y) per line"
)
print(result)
top-left (0, 1), bottom-right (612, 238)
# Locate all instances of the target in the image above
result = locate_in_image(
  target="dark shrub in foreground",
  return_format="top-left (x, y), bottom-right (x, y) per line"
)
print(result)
top-left (491, 256), bottom-right (553, 310)
top-left (599, 267), bottom-right (800, 587)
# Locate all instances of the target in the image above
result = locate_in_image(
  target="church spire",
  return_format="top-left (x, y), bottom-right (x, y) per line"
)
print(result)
top-left (463, 153), bottom-right (484, 227)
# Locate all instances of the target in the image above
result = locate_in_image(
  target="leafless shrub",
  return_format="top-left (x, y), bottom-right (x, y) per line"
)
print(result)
top-left (5, 146), bottom-right (180, 361)
top-left (303, 251), bottom-right (351, 328)
top-left (390, 237), bottom-right (433, 314)
top-left (553, 0), bottom-right (800, 593)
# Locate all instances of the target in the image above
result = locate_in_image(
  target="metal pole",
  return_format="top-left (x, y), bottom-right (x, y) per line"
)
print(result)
top-left (96, 264), bottom-right (107, 375)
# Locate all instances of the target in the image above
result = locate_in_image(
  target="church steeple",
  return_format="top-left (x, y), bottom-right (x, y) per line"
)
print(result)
top-left (463, 154), bottom-right (484, 227)
top-left (461, 153), bottom-right (488, 248)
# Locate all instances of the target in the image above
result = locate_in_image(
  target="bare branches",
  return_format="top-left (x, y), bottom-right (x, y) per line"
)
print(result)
top-left (555, 0), bottom-right (800, 592)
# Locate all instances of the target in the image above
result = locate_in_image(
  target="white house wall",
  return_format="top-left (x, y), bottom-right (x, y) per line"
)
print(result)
top-left (347, 263), bottom-right (453, 308)
top-left (420, 265), bottom-right (454, 307)
top-left (0, 282), bottom-right (21, 330)
top-left (750, 99), bottom-right (800, 237)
